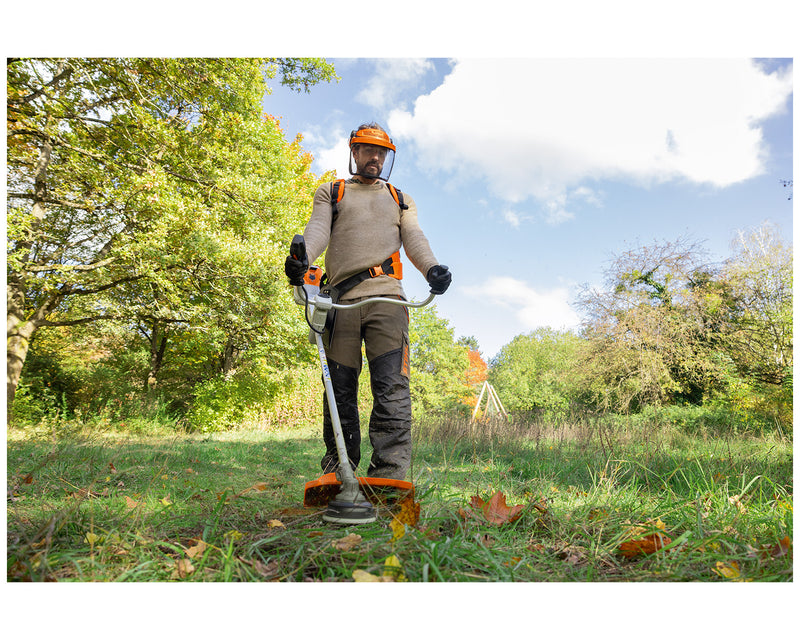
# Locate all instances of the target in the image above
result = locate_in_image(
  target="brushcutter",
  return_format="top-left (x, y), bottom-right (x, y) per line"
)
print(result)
top-left (290, 235), bottom-right (435, 524)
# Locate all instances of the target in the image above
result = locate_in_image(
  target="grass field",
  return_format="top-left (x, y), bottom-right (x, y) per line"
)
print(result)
top-left (6, 416), bottom-right (793, 584)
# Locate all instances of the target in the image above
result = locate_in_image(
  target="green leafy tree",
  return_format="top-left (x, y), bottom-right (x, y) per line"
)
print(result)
top-left (408, 305), bottom-right (471, 417)
top-left (720, 224), bottom-right (792, 386)
top-left (6, 57), bottom-right (336, 409)
top-left (576, 238), bottom-right (727, 412)
top-left (490, 328), bottom-right (584, 419)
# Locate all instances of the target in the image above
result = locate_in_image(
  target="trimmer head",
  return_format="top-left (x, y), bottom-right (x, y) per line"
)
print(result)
top-left (304, 473), bottom-right (414, 508)
top-left (323, 498), bottom-right (377, 524)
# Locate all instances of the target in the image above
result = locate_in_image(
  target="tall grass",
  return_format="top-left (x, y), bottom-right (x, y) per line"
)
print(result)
top-left (6, 412), bottom-right (792, 582)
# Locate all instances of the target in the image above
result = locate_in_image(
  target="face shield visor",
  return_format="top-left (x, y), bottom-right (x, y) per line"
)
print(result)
top-left (348, 128), bottom-right (396, 181)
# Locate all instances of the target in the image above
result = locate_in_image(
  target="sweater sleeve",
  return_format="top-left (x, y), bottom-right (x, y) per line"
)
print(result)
top-left (302, 183), bottom-right (333, 265)
top-left (399, 193), bottom-right (439, 277)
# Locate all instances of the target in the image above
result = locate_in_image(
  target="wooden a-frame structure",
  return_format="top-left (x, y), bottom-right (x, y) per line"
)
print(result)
top-left (471, 380), bottom-right (508, 421)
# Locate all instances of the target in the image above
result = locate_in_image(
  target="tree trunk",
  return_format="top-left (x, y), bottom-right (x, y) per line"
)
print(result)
top-left (145, 321), bottom-right (168, 391)
top-left (220, 337), bottom-right (239, 377)
top-left (6, 118), bottom-right (54, 410)
top-left (6, 318), bottom-right (36, 409)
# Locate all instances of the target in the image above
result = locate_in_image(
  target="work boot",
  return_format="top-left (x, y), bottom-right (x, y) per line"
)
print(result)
top-left (366, 348), bottom-right (412, 480)
top-left (321, 359), bottom-right (361, 475)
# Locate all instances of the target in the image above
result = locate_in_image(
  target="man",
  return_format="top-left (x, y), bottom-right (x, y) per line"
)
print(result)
top-left (285, 122), bottom-right (451, 481)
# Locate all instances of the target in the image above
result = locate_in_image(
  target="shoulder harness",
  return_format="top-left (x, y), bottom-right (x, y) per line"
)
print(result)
top-left (326, 178), bottom-right (407, 298)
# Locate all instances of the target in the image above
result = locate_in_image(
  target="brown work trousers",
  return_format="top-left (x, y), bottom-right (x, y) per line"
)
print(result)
top-left (320, 296), bottom-right (411, 480)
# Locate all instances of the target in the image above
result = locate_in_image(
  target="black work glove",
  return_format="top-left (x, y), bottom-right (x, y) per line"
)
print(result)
top-left (426, 265), bottom-right (451, 295)
top-left (284, 254), bottom-right (309, 286)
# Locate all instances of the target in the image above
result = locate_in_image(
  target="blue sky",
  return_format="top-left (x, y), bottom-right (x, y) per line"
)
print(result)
top-left (263, 58), bottom-right (793, 359)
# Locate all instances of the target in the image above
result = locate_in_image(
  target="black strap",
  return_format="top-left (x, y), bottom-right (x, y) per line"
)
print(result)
top-left (331, 255), bottom-right (396, 298)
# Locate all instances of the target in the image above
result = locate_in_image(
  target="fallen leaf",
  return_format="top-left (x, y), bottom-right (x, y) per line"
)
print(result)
top-left (172, 558), bottom-right (195, 579)
top-left (108, 462), bottom-right (116, 473)
top-left (267, 519), bottom-right (285, 528)
top-left (389, 494), bottom-right (421, 542)
top-left (713, 560), bottom-right (745, 581)
top-left (352, 569), bottom-right (393, 582)
top-left (383, 555), bottom-right (406, 581)
top-left (186, 539), bottom-right (208, 559)
top-left (390, 518), bottom-right (406, 543)
top-left (728, 494), bottom-right (746, 513)
top-left (124, 496), bottom-right (140, 510)
top-left (160, 497), bottom-right (172, 506)
top-left (85, 532), bottom-right (102, 545)
top-left (248, 558), bottom-right (281, 579)
top-left (23, 474), bottom-right (34, 485)
top-left (479, 491), bottom-right (525, 525)
top-left (759, 535), bottom-right (792, 560)
top-left (556, 544), bottom-right (587, 565)
top-left (394, 494), bottom-right (421, 527)
top-left (618, 533), bottom-right (673, 558)
top-left (332, 533), bottom-right (362, 552)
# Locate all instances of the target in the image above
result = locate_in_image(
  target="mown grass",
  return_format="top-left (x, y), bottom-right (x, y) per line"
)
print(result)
top-left (6, 415), bottom-right (793, 583)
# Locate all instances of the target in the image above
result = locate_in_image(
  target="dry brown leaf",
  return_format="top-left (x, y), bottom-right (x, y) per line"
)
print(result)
top-left (267, 519), bottom-right (285, 528)
top-left (755, 535), bottom-right (792, 560)
top-left (480, 491), bottom-right (525, 525)
top-left (728, 494), bottom-right (746, 513)
top-left (172, 558), bottom-right (195, 579)
top-left (332, 533), bottom-right (362, 552)
top-left (461, 491), bottom-right (525, 526)
top-left (186, 539), bottom-right (208, 559)
top-left (124, 496), bottom-right (140, 510)
top-left (770, 535), bottom-right (792, 558)
top-left (618, 532), bottom-right (673, 558)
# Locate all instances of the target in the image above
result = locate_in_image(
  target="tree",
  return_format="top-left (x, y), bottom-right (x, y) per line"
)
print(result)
top-left (720, 224), bottom-right (792, 386)
top-left (6, 58), bottom-right (336, 408)
top-left (490, 328), bottom-right (583, 418)
top-left (576, 238), bottom-right (727, 412)
top-left (408, 305), bottom-right (471, 417)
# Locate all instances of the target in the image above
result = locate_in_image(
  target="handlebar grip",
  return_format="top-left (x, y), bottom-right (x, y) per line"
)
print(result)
top-left (290, 234), bottom-right (306, 262)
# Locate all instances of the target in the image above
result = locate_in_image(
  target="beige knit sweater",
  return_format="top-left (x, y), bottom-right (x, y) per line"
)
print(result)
top-left (302, 180), bottom-right (439, 301)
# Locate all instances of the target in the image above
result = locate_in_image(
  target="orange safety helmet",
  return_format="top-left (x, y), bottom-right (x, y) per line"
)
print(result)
top-left (348, 126), bottom-right (396, 181)
top-left (349, 127), bottom-right (397, 152)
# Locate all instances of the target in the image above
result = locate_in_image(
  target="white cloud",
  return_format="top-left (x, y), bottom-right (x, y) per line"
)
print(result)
top-left (467, 276), bottom-right (581, 332)
top-left (355, 59), bottom-right (435, 110)
top-left (301, 125), bottom-right (350, 179)
top-left (388, 59), bottom-right (793, 220)
top-left (301, 59), bottom-right (437, 178)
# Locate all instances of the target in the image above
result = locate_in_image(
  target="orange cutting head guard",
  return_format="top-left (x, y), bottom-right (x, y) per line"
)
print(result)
top-left (348, 125), bottom-right (396, 181)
